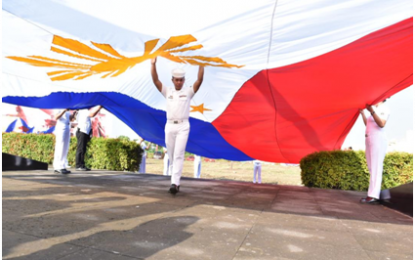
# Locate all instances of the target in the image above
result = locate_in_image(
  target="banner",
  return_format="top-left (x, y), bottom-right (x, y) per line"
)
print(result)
top-left (2, 0), bottom-right (412, 162)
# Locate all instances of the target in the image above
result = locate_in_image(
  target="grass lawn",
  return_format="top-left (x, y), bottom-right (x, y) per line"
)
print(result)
top-left (144, 158), bottom-right (303, 186)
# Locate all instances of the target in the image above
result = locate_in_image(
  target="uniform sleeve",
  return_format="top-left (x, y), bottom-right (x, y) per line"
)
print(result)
top-left (378, 106), bottom-right (390, 121)
top-left (161, 84), bottom-right (167, 98)
top-left (188, 85), bottom-right (195, 98)
top-left (78, 110), bottom-right (87, 122)
top-left (76, 110), bottom-right (82, 123)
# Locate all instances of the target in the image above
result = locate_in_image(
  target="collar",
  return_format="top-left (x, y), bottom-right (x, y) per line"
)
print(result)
top-left (173, 86), bottom-right (184, 92)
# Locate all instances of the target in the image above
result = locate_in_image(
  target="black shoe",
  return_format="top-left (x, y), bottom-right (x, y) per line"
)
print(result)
top-left (55, 169), bottom-right (71, 174)
top-left (76, 167), bottom-right (89, 171)
top-left (360, 197), bottom-right (380, 205)
top-left (169, 184), bottom-right (179, 195)
top-left (61, 169), bottom-right (71, 174)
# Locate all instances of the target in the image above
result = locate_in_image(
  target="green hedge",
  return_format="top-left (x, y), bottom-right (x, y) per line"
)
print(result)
top-left (300, 150), bottom-right (413, 191)
top-left (2, 132), bottom-right (143, 171)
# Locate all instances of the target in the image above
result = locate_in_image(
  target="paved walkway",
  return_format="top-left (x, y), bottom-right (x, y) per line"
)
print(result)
top-left (2, 170), bottom-right (413, 260)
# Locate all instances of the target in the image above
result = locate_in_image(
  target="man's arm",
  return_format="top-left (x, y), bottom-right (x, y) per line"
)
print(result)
top-left (139, 139), bottom-right (150, 150)
top-left (89, 105), bottom-right (103, 118)
top-left (151, 57), bottom-right (163, 92)
top-left (193, 66), bottom-right (204, 93)
top-left (366, 104), bottom-right (386, 128)
top-left (54, 109), bottom-right (68, 120)
top-left (359, 109), bottom-right (367, 126)
top-left (70, 110), bottom-right (78, 121)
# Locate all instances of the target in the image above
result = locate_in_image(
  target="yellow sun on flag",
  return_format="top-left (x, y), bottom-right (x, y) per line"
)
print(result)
top-left (7, 34), bottom-right (244, 81)
top-left (190, 103), bottom-right (212, 114)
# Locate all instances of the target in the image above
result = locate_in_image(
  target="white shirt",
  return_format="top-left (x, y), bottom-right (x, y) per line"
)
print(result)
top-left (55, 110), bottom-right (71, 131)
top-left (365, 104), bottom-right (390, 136)
top-left (161, 84), bottom-right (195, 120)
top-left (253, 160), bottom-right (262, 166)
top-left (77, 109), bottom-right (92, 134)
top-left (141, 142), bottom-right (147, 157)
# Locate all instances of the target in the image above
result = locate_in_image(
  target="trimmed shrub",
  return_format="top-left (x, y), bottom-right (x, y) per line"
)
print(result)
top-left (2, 132), bottom-right (143, 171)
top-left (300, 150), bottom-right (413, 191)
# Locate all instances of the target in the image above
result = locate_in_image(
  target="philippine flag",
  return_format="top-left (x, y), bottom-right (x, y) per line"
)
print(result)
top-left (5, 118), bottom-right (35, 134)
top-left (2, 0), bottom-right (412, 162)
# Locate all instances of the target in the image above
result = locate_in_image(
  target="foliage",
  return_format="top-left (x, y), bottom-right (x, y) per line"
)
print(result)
top-left (300, 150), bottom-right (413, 191)
top-left (2, 132), bottom-right (143, 171)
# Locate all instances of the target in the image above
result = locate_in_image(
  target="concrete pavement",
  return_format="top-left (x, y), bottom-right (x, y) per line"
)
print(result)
top-left (2, 170), bottom-right (413, 260)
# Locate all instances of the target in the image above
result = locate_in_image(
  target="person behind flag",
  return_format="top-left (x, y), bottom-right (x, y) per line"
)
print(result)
top-left (253, 160), bottom-right (262, 184)
top-left (163, 147), bottom-right (170, 176)
top-left (194, 155), bottom-right (202, 178)
top-left (76, 105), bottom-right (102, 171)
top-left (139, 139), bottom-right (150, 173)
top-left (53, 109), bottom-right (77, 174)
top-left (359, 100), bottom-right (390, 204)
top-left (65, 116), bottom-right (78, 169)
top-left (151, 57), bottom-right (204, 195)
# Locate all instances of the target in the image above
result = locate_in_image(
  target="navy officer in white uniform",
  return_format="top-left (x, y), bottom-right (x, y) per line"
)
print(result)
top-left (53, 109), bottom-right (77, 174)
top-left (151, 57), bottom-right (204, 195)
top-left (359, 100), bottom-right (390, 204)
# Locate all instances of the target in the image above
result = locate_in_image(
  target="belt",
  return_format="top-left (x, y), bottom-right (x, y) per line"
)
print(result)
top-left (167, 119), bottom-right (188, 124)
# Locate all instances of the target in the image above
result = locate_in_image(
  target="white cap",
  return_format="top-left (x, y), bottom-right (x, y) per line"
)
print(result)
top-left (171, 68), bottom-right (185, 78)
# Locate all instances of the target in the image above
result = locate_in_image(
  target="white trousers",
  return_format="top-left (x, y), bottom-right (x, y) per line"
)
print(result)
top-left (53, 129), bottom-right (70, 170)
top-left (163, 154), bottom-right (170, 176)
top-left (365, 134), bottom-right (387, 199)
top-left (165, 121), bottom-right (190, 185)
top-left (194, 159), bottom-right (201, 178)
top-left (139, 155), bottom-right (146, 173)
top-left (253, 165), bottom-right (262, 183)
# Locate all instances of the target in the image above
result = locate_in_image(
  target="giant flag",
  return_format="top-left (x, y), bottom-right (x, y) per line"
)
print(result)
top-left (2, 0), bottom-right (413, 163)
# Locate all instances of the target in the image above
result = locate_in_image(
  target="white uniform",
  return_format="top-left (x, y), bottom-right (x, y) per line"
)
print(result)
top-left (163, 147), bottom-right (170, 176)
top-left (139, 142), bottom-right (147, 173)
top-left (253, 160), bottom-right (262, 184)
top-left (53, 110), bottom-right (71, 170)
top-left (162, 84), bottom-right (195, 186)
top-left (365, 104), bottom-right (390, 199)
top-left (77, 109), bottom-right (92, 134)
top-left (194, 155), bottom-right (202, 178)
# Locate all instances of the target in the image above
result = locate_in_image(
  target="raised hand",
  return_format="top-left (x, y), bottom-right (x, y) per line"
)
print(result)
top-left (365, 104), bottom-right (374, 113)
top-left (150, 56), bottom-right (162, 92)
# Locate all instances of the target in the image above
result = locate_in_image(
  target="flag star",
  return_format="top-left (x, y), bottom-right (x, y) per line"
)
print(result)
top-left (190, 103), bottom-right (212, 114)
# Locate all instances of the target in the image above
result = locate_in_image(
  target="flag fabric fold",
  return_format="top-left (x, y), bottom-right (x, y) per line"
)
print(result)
top-left (2, 0), bottom-right (412, 162)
